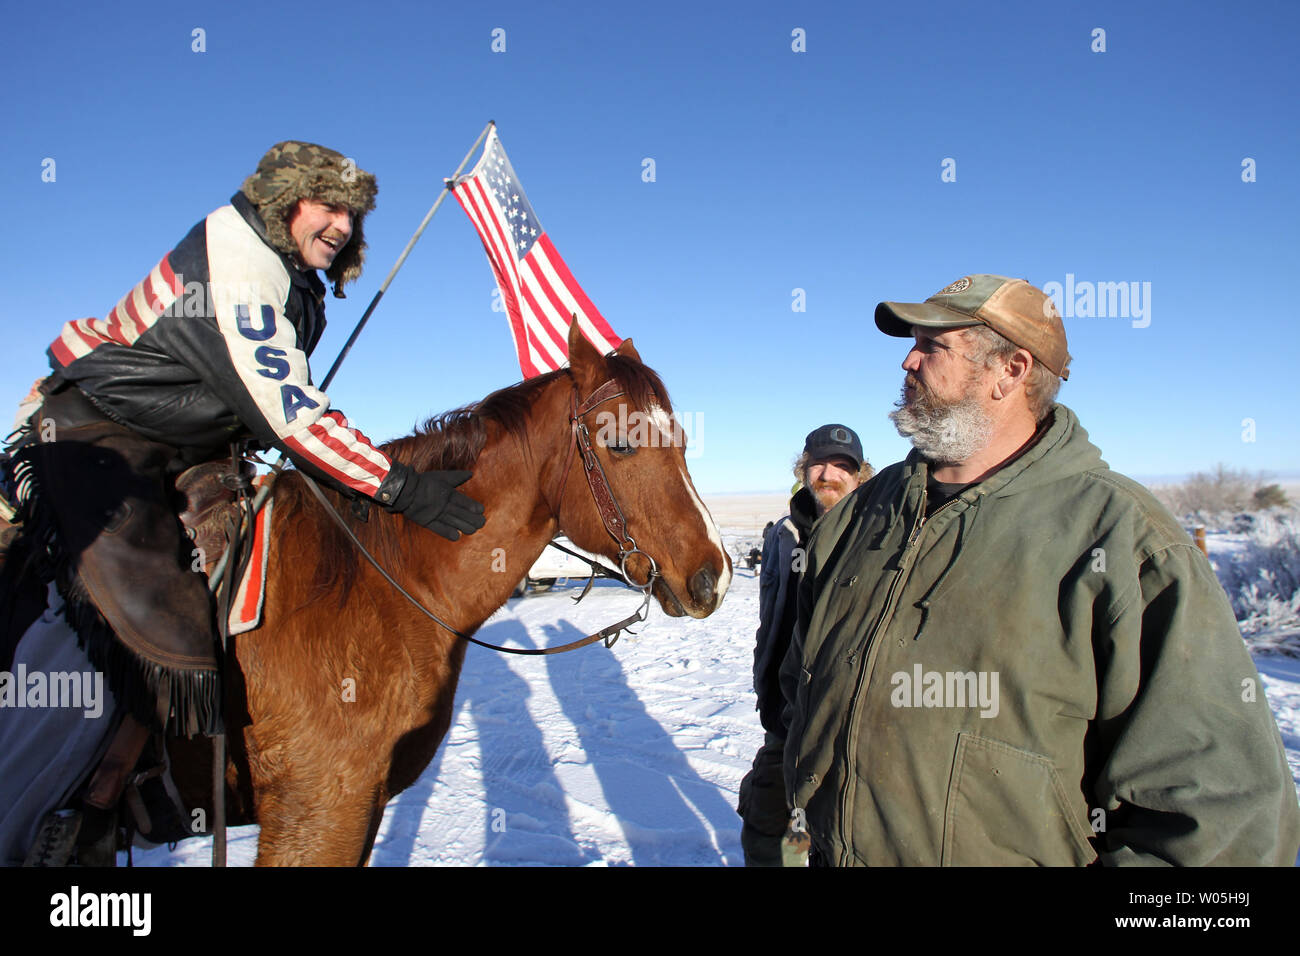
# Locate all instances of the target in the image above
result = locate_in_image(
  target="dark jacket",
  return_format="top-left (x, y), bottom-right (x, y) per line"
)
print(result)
top-left (781, 405), bottom-right (1300, 866)
top-left (753, 487), bottom-right (817, 734)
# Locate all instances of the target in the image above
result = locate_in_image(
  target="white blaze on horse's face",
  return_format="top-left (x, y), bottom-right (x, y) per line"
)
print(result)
top-left (680, 462), bottom-right (731, 608)
top-left (646, 404), bottom-right (675, 442)
top-left (644, 402), bottom-right (730, 616)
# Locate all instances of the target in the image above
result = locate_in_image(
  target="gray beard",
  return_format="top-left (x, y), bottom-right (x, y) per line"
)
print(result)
top-left (889, 395), bottom-right (994, 466)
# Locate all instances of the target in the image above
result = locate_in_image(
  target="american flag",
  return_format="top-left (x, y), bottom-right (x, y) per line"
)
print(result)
top-left (450, 128), bottom-right (621, 377)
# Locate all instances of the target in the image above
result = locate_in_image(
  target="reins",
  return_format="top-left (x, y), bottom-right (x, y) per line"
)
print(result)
top-left (203, 374), bottom-right (662, 865)
top-left (293, 374), bottom-right (662, 656)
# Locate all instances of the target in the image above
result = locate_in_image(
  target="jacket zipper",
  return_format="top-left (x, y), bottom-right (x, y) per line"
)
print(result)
top-left (834, 489), bottom-right (963, 865)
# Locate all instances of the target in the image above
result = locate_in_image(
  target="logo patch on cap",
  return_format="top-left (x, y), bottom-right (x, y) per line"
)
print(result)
top-left (830, 427), bottom-right (850, 443)
top-left (935, 277), bottom-right (972, 296)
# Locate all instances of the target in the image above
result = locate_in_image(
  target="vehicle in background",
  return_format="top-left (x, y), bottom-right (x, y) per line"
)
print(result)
top-left (512, 537), bottom-right (621, 598)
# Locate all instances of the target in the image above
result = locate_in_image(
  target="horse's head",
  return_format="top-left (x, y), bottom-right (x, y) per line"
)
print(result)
top-left (553, 322), bottom-right (730, 618)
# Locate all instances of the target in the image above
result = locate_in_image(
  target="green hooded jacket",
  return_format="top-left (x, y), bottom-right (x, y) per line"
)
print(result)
top-left (780, 405), bottom-right (1300, 866)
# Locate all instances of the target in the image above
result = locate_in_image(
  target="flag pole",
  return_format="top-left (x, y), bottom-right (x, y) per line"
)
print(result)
top-left (319, 119), bottom-right (495, 390)
top-left (205, 123), bottom-right (496, 606)
top-left (207, 123), bottom-right (497, 869)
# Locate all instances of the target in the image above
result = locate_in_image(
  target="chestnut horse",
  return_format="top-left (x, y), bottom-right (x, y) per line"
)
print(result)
top-left (169, 323), bottom-right (730, 865)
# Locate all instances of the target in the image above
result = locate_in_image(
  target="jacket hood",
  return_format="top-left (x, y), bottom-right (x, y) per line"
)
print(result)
top-left (983, 405), bottom-right (1105, 498)
top-left (788, 486), bottom-right (819, 540)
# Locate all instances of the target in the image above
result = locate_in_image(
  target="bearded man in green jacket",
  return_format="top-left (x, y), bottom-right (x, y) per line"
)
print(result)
top-left (780, 274), bottom-right (1300, 866)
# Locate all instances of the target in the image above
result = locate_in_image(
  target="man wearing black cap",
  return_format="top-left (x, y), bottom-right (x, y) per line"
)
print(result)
top-left (737, 424), bottom-right (870, 866)
top-left (780, 274), bottom-right (1299, 866)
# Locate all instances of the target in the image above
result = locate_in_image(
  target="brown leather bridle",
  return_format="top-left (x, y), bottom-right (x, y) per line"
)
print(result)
top-left (551, 378), bottom-right (661, 592)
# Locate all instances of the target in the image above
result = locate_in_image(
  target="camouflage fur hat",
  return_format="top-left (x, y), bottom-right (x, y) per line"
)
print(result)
top-left (241, 141), bottom-right (378, 297)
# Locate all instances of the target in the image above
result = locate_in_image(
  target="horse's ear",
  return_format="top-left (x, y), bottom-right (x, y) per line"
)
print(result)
top-left (567, 319), bottom-right (605, 393)
top-left (614, 337), bottom-right (641, 363)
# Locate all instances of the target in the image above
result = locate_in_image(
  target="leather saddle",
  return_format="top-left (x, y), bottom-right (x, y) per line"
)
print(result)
top-left (175, 458), bottom-right (257, 581)
top-left (3, 445), bottom-right (257, 865)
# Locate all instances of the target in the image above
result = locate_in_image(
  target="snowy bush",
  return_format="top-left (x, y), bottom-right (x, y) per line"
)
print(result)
top-left (1209, 509), bottom-right (1300, 644)
top-left (1150, 465), bottom-right (1288, 526)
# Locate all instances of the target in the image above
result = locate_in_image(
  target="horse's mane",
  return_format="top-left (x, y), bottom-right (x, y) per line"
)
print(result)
top-left (276, 352), bottom-right (671, 606)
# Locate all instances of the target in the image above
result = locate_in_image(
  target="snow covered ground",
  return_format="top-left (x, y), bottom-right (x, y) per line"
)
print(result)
top-left (127, 495), bottom-right (1300, 866)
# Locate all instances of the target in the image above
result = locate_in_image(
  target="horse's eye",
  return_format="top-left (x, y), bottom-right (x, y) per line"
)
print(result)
top-left (592, 416), bottom-right (637, 457)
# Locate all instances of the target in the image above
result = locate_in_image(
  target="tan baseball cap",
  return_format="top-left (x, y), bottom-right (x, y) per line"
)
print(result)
top-left (875, 274), bottom-right (1071, 380)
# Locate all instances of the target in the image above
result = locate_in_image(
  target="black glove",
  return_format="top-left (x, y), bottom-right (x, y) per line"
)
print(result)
top-left (387, 466), bottom-right (486, 541)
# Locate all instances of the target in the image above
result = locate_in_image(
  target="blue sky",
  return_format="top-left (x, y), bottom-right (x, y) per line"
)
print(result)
top-left (3, 0), bottom-right (1297, 493)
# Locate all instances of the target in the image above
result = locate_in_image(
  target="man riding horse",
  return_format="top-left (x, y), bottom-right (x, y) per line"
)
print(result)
top-left (1, 142), bottom-right (485, 862)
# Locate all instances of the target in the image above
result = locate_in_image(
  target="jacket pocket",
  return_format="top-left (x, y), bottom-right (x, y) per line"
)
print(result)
top-left (941, 733), bottom-right (1096, 867)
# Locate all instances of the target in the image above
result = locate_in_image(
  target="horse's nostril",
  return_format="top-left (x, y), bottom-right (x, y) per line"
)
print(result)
top-left (689, 566), bottom-right (716, 605)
